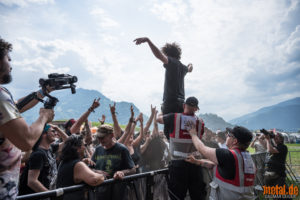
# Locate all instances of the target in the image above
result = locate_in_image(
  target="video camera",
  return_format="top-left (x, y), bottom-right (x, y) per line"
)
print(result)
top-left (39, 73), bottom-right (77, 109)
top-left (16, 73), bottom-right (78, 110)
top-left (260, 129), bottom-right (275, 138)
top-left (39, 73), bottom-right (77, 94)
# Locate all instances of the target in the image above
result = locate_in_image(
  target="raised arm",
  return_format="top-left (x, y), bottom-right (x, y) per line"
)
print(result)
top-left (143, 105), bottom-right (156, 133)
top-left (189, 127), bottom-right (218, 164)
top-left (134, 37), bottom-right (168, 64)
top-left (0, 108), bottom-right (54, 151)
top-left (117, 105), bottom-right (134, 144)
top-left (110, 103), bottom-right (122, 139)
top-left (250, 136), bottom-right (258, 148)
top-left (70, 98), bottom-right (100, 134)
top-left (17, 87), bottom-right (54, 113)
top-left (83, 119), bottom-right (93, 145)
top-left (152, 110), bottom-right (159, 136)
top-left (133, 113), bottom-right (144, 147)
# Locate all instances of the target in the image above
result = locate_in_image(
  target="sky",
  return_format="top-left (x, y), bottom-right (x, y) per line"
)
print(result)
top-left (0, 0), bottom-right (300, 121)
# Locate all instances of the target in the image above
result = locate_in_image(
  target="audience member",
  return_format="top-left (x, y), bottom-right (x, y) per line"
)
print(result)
top-left (56, 135), bottom-right (105, 200)
top-left (19, 124), bottom-right (68, 195)
top-left (90, 124), bottom-right (135, 200)
top-left (216, 130), bottom-right (227, 149)
top-left (250, 133), bottom-right (267, 153)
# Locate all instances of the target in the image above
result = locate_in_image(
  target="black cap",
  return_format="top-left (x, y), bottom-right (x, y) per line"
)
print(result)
top-left (185, 96), bottom-right (199, 108)
top-left (226, 126), bottom-right (253, 145)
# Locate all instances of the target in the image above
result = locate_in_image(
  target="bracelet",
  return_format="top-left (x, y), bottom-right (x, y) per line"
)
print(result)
top-left (88, 107), bottom-right (94, 112)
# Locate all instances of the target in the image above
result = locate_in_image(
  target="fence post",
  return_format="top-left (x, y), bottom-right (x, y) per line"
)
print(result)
top-left (146, 174), bottom-right (154, 200)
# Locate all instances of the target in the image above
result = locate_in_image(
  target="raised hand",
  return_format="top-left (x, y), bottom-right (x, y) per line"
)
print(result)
top-left (133, 37), bottom-right (149, 45)
top-left (151, 104), bottom-right (156, 114)
top-left (130, 105), bottom-right (134, 118)
top-left (90, 98), bottom-right (100, 111)
top-left (98, 114), bottom-right (106, 124)
top-left (109, 102), bottom-right (116, 114)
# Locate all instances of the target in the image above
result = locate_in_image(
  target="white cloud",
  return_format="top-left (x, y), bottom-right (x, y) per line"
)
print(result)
top-left (1, 0), bottom-right (300, 121)
top-left (0, 0), bottom-right (54, 7)
top-left (90, 7), bottom-right (120, 29)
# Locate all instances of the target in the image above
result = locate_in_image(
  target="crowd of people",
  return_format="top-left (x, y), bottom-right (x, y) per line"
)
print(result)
top-left (0, 36), bottom-right (290, 200)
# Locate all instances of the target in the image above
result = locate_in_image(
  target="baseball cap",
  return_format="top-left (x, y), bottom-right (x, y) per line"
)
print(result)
top-left (185, 96), bottom-right (199, 109)
top-left (43, 124), bottom-right (51, 133)
top-left (97, 124), bottom-right (114, 138)
top-left (226, 126), bottom-right (253, 145)
top-left (64, 119), bottom-right (76, 129)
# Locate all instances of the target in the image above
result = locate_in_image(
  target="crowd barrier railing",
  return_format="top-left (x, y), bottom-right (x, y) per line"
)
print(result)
top-left (16, 168), bottom-right (169, 200)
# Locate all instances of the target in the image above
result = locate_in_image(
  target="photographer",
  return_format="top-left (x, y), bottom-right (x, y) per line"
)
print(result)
top-left (0, 37), bottom-right (54, 199)
top-left (264, 131), bottom-right (288, 187)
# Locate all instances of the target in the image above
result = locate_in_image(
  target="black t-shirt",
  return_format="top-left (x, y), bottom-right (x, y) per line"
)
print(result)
top-left (163, 56), bottom-right (188, 102)
top-left (19, 143), bottom-right (59, 195)
top-left (266, 143), bottom-right (288, 176)
top-left (92, 143), bottom-right (135, 177)
top-left (216, 148), bottom-right (235, 180)
top-left (56, 159), bottom-right (83, 200)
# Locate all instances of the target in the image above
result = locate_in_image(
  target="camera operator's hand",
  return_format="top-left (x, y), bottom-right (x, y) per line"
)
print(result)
top-left (39, 108), bottom-right (54, 123)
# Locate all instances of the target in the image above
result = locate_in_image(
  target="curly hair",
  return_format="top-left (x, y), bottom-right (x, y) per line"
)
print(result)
top-left (161, 42), bottom-right (182, 60)
top-left (60, 135), bottom-right (83, 162)
top-left (0, 37), bottom-right (12, 60)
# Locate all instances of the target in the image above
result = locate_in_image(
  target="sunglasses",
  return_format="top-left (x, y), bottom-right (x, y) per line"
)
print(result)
top-left (227, 132), bottom-right (235, 138)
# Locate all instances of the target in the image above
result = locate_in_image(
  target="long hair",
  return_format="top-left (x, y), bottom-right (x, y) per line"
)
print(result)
top-left (161, 42), bottom-right (182, 60)
top-left (60, 135), bottom-right (83, 162)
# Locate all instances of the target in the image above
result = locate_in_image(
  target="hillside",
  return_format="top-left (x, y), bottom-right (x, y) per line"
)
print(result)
top-left (21, 88), bottom-right (144, 125)
top-left (229, 97), bottom-right (300, 132)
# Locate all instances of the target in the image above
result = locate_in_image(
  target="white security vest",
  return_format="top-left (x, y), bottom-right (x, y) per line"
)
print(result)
top-left (169, 113), bottom-right (204, 160)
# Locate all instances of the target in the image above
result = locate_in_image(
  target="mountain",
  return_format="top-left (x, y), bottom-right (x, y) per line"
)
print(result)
top-left (21, 88), bottom-right (145, 125)
top-left (229, 97), bottom-right (300, 132)
top-left (199, 113), bottom-right (234, 132)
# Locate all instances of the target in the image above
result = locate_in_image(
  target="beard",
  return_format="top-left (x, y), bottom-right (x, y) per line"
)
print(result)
top-left (1, 73), bottom-right (12, 84)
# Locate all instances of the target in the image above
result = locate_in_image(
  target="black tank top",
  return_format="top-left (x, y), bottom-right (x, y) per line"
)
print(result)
top-left (56, 159), bottom-right (84, 200)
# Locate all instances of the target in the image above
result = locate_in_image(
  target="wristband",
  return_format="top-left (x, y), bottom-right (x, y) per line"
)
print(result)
top-left (88, 107), bottom-right (95, 112)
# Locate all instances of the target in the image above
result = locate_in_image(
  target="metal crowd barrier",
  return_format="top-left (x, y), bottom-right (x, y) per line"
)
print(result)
top-left (16, 168), bottom-right (169, 200)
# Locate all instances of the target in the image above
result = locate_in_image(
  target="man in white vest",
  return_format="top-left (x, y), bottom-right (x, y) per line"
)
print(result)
top-left (157, 96), bottom-right (206, 200)
top-left (188, 126), bottom-right (256, 200)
